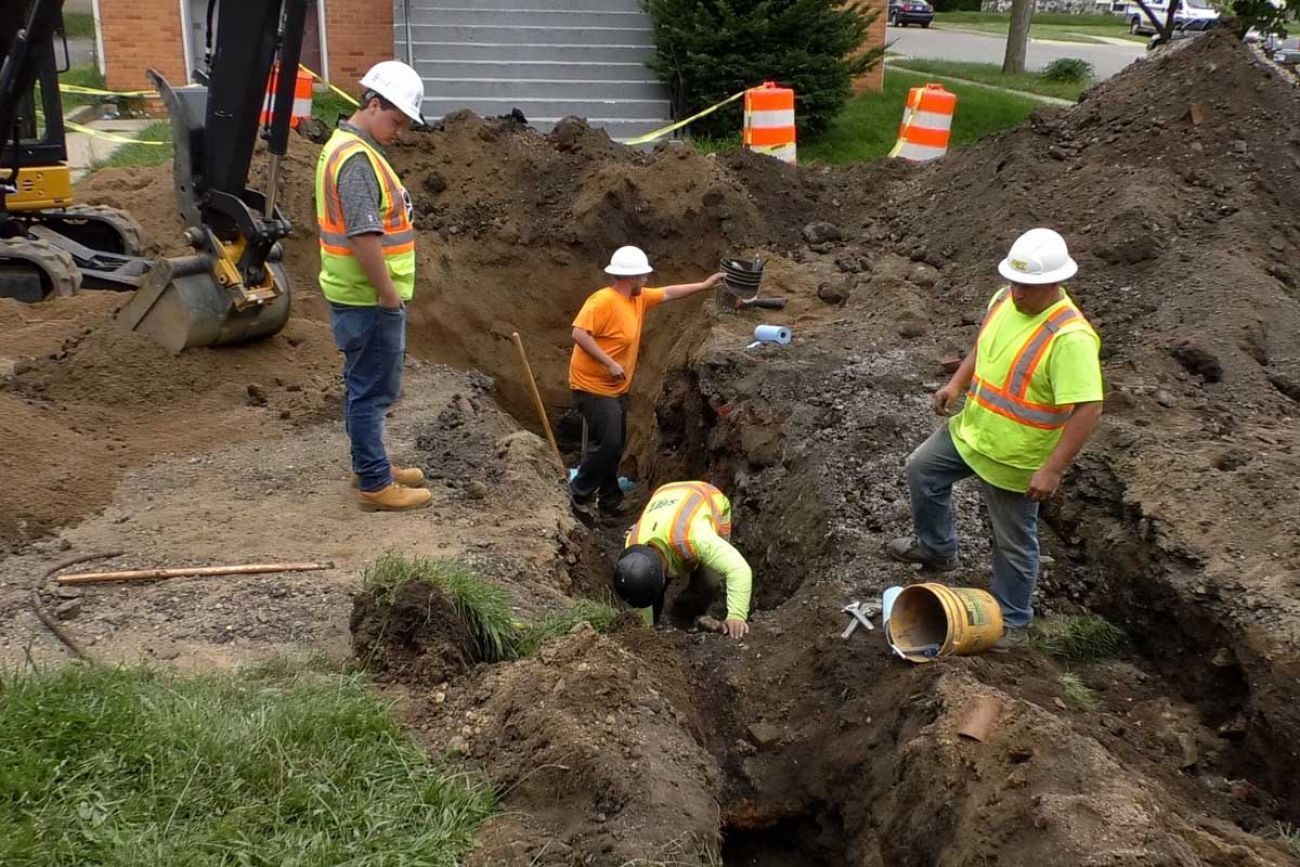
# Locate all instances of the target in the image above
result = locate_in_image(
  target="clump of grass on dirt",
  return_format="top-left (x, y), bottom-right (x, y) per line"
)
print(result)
top-left (1059, 671), bottom-right (1100, 710)
top-left (517, 598), bottom-right (621, 656)
top-left (1031, 614), bottom-right (1125, 662)
top-left (1268, 822), bottom-right (1300, 856)
top-left (0, 663), bottom-right (493, 866)
top-left (363, 552), bottom-right (521, 662)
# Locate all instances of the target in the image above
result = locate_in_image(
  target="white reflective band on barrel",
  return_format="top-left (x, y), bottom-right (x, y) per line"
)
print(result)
top-left (747, 108), bottom-right (795, 128)
top-left (896, 141), bottom-right (947, 162)
top-left (906, 110), bottom-right (953, 131)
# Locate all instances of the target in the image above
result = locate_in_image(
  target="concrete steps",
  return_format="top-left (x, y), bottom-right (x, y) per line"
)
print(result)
top-left (395, 0), bottom-right (672, 141)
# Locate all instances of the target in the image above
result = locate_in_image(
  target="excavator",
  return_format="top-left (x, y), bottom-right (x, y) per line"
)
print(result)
top-left (0, 0), bottom-right (308, 352)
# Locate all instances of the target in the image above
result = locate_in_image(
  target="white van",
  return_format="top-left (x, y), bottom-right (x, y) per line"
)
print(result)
top-left (1127, 0), bottom-right (1221, 35)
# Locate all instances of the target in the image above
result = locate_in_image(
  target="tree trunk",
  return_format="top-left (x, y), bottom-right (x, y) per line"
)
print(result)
top-left (1002, 0), bottom-right (1036, 74)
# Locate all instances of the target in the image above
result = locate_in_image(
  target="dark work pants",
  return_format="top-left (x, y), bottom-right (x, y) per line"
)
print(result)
top-left (569, 390), bottom-right (628, 508)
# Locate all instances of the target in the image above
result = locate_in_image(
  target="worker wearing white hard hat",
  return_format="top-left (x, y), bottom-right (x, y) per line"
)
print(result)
top-left (567, 248), bottom-right (727, 517)
top-left (888, 228), bottom-right (1104, 648)
top-left (314, 60), bottom-right (429, 512)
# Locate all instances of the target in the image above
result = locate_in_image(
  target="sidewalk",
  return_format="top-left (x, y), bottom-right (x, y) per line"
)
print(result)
top-left (885, 61), bottom-right (1077, 107)
top-left (65, 117), bottom-right (158, 181)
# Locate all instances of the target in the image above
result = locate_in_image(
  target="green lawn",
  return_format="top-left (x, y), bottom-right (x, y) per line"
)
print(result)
top-left (931, 10), bottom-right (1145, 43)
top-left (56, 62), bottom-right (106, 110)
top-left (62, 11), bottom-right (96, 40)
top-left (89, 121), bottom-right (174, 171)
top-left (0, 662), bottom-right (494, 866)
top-left (799, 67), bottom-right (1044, 164)
top-left (886, 58), bottom-right (1091, 101)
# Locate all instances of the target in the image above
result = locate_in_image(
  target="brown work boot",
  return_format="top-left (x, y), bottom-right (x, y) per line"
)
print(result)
top-left (357, 482), bottom-right (432, 512)
top-left (351, 464), bottom-right (426, 488)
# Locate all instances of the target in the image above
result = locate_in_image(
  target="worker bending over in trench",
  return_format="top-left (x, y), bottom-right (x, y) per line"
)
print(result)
top-left (317, 61), bottom-right (430, 512)
top-left (612, 481), bottom-right (752, 639)
top-left (888, 228), bottom-right (1104, 649)
top-left (568, 247), bottom-right (725, 517)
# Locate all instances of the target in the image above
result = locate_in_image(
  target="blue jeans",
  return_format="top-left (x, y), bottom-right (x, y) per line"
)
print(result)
top-left (329, 303), bottom-right (406, 492)
top-left (906, 425), bottom-right (1040, 628)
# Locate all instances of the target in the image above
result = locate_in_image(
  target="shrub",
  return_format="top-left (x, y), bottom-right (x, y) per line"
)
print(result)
top-left (1030, 614), bottom-right (1125, 662)
top-left (645, 0), bottom-right (883, 140)
top-left (1042, 57), bottom-right (1095, 83)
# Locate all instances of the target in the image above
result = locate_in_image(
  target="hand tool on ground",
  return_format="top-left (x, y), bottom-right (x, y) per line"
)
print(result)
top-left (511, 331), bottom-right (565, 472)
top-left (841, 600), bottom-right (880, 639)
top-left (56, 560), bottom-right (334, 585)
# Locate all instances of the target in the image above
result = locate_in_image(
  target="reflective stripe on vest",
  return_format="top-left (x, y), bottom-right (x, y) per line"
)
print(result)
top-left (315, 129), bottom-right (416, 304)
top-left (967, 290), bottom-right (1090, 431)
top-left (628, 482), bottom-right (730, 563)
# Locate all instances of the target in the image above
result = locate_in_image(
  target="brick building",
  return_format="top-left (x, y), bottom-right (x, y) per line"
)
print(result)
top-left (94, 1), bottom-right (885, 140)
top-left (96, 0), bottom-right (386, 93)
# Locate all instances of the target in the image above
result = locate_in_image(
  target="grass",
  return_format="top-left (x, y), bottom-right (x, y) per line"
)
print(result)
top-left (87, 121), bottom-right (173, 171)
top-left (517, 598), bottom-right (622, 656)
top-left (1058, 671), bottom-right (1100, 710)
top-left (363, 553), bottom-right (521, 663)
top-left (799, 67), bottom-right (1043, 164)
top-left (313, 88), bottom-right (358, 126)
top-left (1268, 822), bottom-right (1300, 856)
top-left (0, 663), bottom-right (494, 866)
top-left (1030, 614), bottom-right (1125, 662)
top-left (885, 58), bottom-right (1090, 101)
top-left (57, 62), bottom-right (107, 109)
top-left (930, 10), bottom-right (1146, 43)
top-left (61, 11), bottom-right (96, 40)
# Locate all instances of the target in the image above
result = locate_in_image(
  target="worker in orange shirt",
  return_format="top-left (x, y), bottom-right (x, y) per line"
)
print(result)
top-left (569, 246), bottom-right (724, 516)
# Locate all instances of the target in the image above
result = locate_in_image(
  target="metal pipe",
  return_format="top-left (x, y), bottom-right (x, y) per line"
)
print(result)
top-left (403, 0), bottom-right (414, 65)
top-left (263, 153), bottom-right (281, 220)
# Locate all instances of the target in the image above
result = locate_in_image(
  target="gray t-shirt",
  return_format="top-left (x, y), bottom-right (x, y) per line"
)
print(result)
top-left (336, 121), bottom-right (386, 238)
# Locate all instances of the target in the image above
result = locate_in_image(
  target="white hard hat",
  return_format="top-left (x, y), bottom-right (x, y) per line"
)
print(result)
top-left (997, 228), bottom-right (1078, 285)
top-left (359, 60), bottom-right (425, 125)
top-left (604, 245), bottom-right (653, 277)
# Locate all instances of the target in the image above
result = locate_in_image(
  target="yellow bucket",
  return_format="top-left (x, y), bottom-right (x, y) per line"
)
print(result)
top-left (889, 583), bottom-right (1004, 663)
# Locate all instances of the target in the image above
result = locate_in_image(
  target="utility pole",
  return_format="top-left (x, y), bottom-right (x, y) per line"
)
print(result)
top-left (1002, 0), bottom-right (1035, 74)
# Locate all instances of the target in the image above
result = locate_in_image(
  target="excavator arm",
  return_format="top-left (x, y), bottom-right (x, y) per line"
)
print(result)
top-left (116, 0), bottom-right (309, 351)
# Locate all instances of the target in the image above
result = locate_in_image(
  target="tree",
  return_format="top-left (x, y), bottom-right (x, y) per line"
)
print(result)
top-left (1002, 0), bottom-right (1035, 74)
top-left (645, 0), bottom-right (882, 140)
top-left (1228, 0), bottom-right (1300, 37)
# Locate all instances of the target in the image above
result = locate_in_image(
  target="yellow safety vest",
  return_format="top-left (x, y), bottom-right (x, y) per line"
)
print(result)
top-left (314, 129), bottom-right (415, 306)
top-left (955, 287), bottom-right (1098, 470)
top-left (626, 481), bottom-right (732, 577)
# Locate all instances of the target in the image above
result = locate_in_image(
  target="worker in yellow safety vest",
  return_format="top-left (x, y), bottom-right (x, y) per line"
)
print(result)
top-left (613, 481), bottom-right (753, 639)
top-left (888, 228), bottom-right (1104, 649)
top-left (316, 60), bottom-right (429, 512)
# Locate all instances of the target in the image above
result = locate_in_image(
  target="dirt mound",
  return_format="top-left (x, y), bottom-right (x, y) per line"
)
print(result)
top-left (350, 581), bottom-right (476, 684)
top-left (400, 623), bottom-right (720, 866)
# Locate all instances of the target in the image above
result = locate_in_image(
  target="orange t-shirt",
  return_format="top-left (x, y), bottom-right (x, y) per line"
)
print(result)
top-left (568, 286), bottom-right (666, 396)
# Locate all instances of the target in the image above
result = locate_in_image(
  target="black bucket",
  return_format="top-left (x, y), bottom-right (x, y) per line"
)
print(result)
top-left (720, 257), bottom-right (764, 298)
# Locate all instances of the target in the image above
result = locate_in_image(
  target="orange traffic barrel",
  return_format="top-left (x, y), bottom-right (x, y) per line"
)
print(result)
top-left (890, 82), bottom-right (956, 162)
top-left (261, 63), bottom-right (313, 130)
top-left (743, 81), bottom-right (796, 164)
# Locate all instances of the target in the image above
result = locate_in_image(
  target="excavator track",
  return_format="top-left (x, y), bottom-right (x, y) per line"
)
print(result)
top-left (0, 236), bottom-right (81, 301)
top-left (31, 203), bottom-right (149, 257)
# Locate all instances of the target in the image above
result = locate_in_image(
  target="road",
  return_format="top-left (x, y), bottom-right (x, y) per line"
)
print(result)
top-left (888, 26), bottom-right (1146, 79)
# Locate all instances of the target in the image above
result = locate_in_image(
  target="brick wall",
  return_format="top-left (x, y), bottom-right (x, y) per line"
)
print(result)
top-left (99, 0), bottom-right (187, 93)
top-left (852, 0), bottom-right (888, 93)
top-left (324, 0), bottom-right (394, 88)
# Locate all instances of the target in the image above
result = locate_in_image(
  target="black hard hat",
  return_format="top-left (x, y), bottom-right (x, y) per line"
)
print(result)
top-left (612, 545), bottom-right (665, 609)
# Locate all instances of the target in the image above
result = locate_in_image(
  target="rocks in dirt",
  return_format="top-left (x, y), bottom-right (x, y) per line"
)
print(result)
top-left (423, 172), bottom-right (448, 196)
top-left (54, 599), bottom-right (82, 620)
top-left (1093, 207), bottom-right (1167, 265)
top-left (1213, 448), bottom-right (1252, 472)
top-left (1268, 373), bottom-right (1300, 403)
top-left (896, 318), bottom-right (927, 340)
top-left (54, 584), bottom-right (81, 599)
top-left (746, 721), bottom-right (782, 749)
top-left (1155, 389), bottom-right (1178, 408)
top-left (802, 221), bottom-right (843, 247)
top-left (245, 383), bottom-right (269, 406)
top-left (816, 280), bottom-right (850, 306)
top-left (1166, 341), bottom-right (1223, 383)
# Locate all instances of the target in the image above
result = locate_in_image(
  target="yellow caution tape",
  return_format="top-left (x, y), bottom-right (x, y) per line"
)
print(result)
top-left (65, 119), bottom-right (171, 146)
top-left (59, 83), bottom-right (157, 98)
top-left (623, 89), bottom-right (745, 146)
top-left (298, 63), bottom-right (359, 109)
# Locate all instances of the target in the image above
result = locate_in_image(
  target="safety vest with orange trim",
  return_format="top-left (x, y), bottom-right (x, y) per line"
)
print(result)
top-left (953, 287), bottom-right (1099, 475)
top-left (625, 481), bottom-right (752, 621)
top-left (314, 128), bottom-right (416, 306)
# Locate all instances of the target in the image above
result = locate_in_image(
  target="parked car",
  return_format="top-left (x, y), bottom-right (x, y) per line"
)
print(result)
top-left (1265, 35), bottom-right (1300, 64)
top-left (1127, 0), bottom-right (1219, 36)
top-left (888, 0), bottom-right (934, 28)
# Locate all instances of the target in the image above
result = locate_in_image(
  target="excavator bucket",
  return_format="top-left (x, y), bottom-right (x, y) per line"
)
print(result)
top-left (115, 254), bottom-right (291, 353)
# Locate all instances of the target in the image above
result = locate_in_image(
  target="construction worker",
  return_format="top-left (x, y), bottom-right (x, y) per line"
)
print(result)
top-left (316, 61), bottom-right (429, 512)
top-left (568, 247), bottom-right (725, 516)
top-left (613, 481), bottom-right (752, 639)
top-left (888, 228), bottom-right (1104, 648)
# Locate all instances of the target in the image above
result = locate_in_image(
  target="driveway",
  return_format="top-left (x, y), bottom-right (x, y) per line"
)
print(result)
top-left (887, 26), bottom-right (1147, 79)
